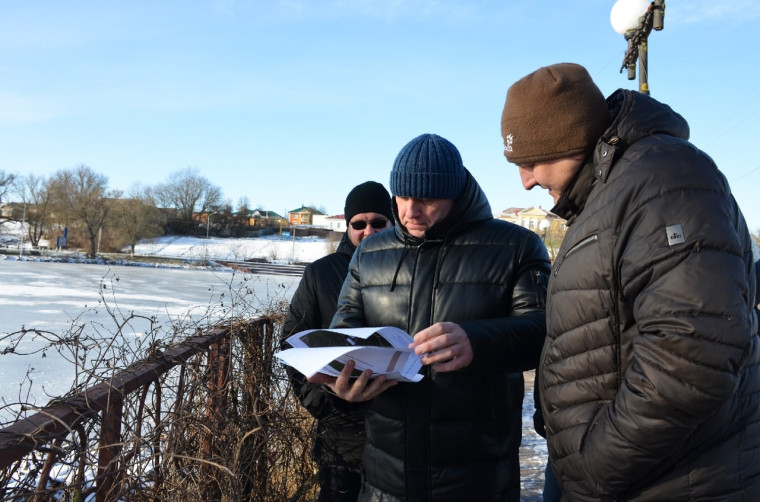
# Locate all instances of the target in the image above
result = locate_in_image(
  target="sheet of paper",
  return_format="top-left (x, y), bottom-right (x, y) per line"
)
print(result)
top-left (278, 326), bottom-right (423, 383)
top-left (285, 326), bottom-right (414, 350)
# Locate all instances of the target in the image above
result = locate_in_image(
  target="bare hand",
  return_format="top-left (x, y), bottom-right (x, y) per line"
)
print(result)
top-left (409, 321), bottom-right (473, 372)
top-left (307, 360), bottom-right (397, 402)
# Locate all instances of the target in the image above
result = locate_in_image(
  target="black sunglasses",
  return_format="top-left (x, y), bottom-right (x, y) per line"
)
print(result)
top-left (350, 218), bottom-right (389, 230)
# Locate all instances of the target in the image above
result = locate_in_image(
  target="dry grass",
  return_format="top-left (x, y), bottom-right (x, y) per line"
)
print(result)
top-left (0, 271), bottom-right (320, 501)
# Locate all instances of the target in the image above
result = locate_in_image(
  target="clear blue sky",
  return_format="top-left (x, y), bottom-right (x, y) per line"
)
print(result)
top-left (2, 1), bottom-right (760, 229)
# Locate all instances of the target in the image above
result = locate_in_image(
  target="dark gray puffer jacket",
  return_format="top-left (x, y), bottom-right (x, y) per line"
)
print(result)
top-left (331, 171), bottom-right (551, 502)
top-left (543, 89), bottom-right (760, 501)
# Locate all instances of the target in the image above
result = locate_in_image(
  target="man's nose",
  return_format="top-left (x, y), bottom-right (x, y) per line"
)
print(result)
top-left (518, 167), bottom-right (537, 190)
top-left (407, 200), bottom-right (424, 215)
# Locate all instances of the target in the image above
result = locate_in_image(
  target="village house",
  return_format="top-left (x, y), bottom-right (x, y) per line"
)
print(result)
top-left (312, 214), bottom-right (347, 232)
top-left (288, 206), bottom-right (324, 226)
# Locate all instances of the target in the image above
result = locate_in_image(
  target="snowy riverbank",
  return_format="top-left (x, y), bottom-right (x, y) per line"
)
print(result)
top-left (0, 233), bottom-right (333, 271)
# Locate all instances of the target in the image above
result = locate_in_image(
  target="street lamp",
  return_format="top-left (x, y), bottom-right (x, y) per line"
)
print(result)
top-left (538, 219), bottom-right (551, 244)
top-left (206, 211), bottom-right (218, 239)
top-left (19, 204), bottom-right (27, 257)
top-left (610, 0), bottom-right (665, 95)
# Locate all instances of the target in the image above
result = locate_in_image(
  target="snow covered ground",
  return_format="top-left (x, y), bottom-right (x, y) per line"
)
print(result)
top-left (132, 233), bottom-right (333, 264)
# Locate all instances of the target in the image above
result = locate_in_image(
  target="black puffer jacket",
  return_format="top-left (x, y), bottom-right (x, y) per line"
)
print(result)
top-left (543, 89), bottom-right (760, 501)
top-left (282, 234), bottom-right (367, 468)
top-left (331, 171), bottom-right (551, 501)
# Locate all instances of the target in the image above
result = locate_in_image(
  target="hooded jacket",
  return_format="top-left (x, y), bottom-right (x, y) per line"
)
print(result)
top-left (543, 89), bottom-right (760, 501)
top-left (282, 233), bottom-right (367, 469)
top-left (330, 172), bottom-right (551, 501)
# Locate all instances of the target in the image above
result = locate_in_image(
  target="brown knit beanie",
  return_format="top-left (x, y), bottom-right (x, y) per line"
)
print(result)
top-left (500, 63), bottom-right (610, 165)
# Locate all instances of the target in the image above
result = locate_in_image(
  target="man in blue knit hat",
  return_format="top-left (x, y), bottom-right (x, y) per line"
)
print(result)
top-left (309, 133), bottom-right (551, 501)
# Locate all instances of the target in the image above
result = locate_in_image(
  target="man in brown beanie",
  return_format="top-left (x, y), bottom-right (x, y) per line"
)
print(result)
top-left (282, 181), bottom-right (393, 502)
top-left (501, 62), bottom-right (760, 500)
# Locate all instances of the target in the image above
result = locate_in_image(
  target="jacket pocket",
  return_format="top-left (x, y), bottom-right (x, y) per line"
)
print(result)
top-left (553, 234), bottom-right (599, 278)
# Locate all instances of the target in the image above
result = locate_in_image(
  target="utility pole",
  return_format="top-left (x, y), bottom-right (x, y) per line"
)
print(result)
top-left (206, 211), bottom-right (217, 239)
top-left (291, 225), bottom-right (296, 264)
top-left (19, 204), bottom-right (26, 256)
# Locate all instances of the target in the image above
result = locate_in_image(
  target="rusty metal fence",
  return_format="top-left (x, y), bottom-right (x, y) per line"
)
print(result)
top-left (0, 317), bottom-right (318, 501)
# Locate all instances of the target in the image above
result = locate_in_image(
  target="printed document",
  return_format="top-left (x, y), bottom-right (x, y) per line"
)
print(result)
top-left (277, 326), bottom-right (423, 383)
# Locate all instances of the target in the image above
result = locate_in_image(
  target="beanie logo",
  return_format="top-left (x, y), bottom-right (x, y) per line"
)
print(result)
top-left (504, 133), bottom-right (514, 153)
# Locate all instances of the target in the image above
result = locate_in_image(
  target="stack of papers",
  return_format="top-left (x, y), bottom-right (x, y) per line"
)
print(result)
top-left (277, 326), bottom-right (424, 383)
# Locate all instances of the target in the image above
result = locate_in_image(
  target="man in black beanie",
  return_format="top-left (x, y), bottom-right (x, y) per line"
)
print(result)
top-left (310, 134), bottom-right (551, 501)
top-left (282, 181), bottom-right (393, 502)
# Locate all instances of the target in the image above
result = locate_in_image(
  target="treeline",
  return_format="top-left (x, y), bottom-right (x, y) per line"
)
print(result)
top-left (0, 165), bottom-right (270, 258)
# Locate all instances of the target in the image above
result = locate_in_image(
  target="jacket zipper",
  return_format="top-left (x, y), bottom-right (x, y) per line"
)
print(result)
top-left (553, 234), bottom-right (599, 277)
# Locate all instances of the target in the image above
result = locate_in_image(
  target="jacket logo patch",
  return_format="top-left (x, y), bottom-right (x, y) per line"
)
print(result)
top-left (666, 224), bottom-right (686, 246)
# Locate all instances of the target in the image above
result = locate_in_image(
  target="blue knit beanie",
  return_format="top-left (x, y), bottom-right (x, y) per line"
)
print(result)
top-left (390, 134), bottom-right (466, 199)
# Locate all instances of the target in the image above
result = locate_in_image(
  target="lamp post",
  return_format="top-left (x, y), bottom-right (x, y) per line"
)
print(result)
top-left (203, 211), bottom-right (218, 263)
top-left (19, 204), bottom-right (27, 257)
top-left (539, 219), bottom-right (551, 244)
top-left (206, 211), bottom-right (217, 239)
top-left (291, 224), bottom-right (297, 264)
top-left (610, 0), bottom-right (665, 95)
top-left (539, 218), bottom-right (552, 261)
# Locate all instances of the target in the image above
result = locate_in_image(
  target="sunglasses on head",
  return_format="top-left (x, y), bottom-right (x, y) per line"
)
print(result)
top-left (350, 218), bottom-right (388, 230)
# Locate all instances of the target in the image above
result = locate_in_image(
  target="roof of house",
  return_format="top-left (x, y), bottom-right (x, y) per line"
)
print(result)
top-left (499, 207), bottom-right (524, 215)
top-left (249, 209), bottom-right (284, 219)
top-left (288, 206), bottom-right (325, 215)
top-left (499, 206), bottom-right (563, 220)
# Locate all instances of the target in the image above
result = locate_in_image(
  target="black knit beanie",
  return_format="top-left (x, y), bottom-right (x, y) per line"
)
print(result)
top-left (344, 181), bottom-right (393, 224)
top-left (501, 63), bottom-right (611, 165)
top-left (390, 134), bottom-right (466, 199)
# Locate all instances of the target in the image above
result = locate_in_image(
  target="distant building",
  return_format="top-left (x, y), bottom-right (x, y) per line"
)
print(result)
top-left (496, 206), bottom-right (566, 233)
top-left (0, 202), bottom-right (26, 220)
top-left (247, 209), bottom-right (287, 228)
top-left (288, 206), bottom-right (324, 226)
top-left (312, 214), bottom-right (347, 232)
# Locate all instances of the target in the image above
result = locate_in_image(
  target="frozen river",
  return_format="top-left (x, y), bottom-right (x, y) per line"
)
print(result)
top-left (0, 259), bottom-right (300, 410)
top-left (0, 258), bottom-right (549, 500)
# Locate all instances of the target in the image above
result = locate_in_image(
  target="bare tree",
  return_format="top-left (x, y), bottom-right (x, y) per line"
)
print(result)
top-left (0, 170), bottom-right (17, 226)
top-left (237, 196), bottom-right (251, 216)
top-left (152, 167), bottom-right (224, 224)
top-left (308, 203), bottom-right (327, 215)
top-left (49, 165), bottom-right (114, 258)
top-left (234, 197), bottom-right (252, 235)
top-left (112, 184), bottom-right (166, 255)
top-left (0, 170), bottom-right (15, 202)
top-left (11, 174), bottom-right (51, 247)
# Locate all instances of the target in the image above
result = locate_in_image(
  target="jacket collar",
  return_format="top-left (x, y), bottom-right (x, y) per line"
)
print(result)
top-left (336, 232), bottom-right (356, 257)
top-left (551, 89), bottom-right (690, 224)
